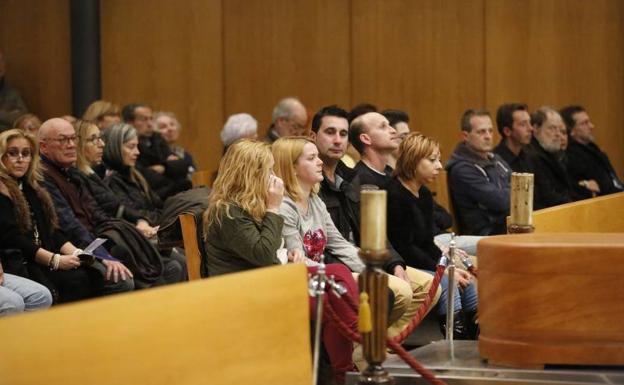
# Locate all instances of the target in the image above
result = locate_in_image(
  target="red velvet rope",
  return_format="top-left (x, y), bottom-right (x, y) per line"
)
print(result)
top-left (322, 294), bottom-right (448, 385)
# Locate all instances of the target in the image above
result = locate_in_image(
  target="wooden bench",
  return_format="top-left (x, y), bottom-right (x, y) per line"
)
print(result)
top-left (0, 264), bottom-right (312, 385)
top-left (180, 212), bottom-right (203, 280)
top-left (191, 170), bottom-right (214, 188)
top-left (532, 191), bottom-right (624, 233)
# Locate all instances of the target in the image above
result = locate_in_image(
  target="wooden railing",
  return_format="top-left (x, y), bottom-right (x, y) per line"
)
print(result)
top-left (532, 191), bottom-right (624, 233)
top-left (0, 264), bottom-right (312, 385)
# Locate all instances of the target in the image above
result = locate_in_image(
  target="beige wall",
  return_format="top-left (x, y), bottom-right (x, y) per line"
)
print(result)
top-left (2, 0), bottom-right (623, 176)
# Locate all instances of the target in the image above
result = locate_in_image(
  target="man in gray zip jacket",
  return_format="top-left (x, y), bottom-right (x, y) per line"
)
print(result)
top-left (446, 109), bottom-right (511, 235)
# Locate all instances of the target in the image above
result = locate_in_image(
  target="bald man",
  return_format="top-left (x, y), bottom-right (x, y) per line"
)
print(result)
top-left (265, 97), bottom-right (308, 142)
top-left (39, 118), bottom-right (135, 294)
top-left (349, 112), bottom-right (398, 187)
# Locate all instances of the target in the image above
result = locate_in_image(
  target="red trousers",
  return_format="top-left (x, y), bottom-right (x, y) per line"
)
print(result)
top-left (308, 264), bottom-right (358, 384)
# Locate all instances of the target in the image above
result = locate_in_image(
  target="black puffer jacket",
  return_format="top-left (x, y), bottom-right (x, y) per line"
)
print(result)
top-left (105, 168), bottom-right (163, 226)
top-left (73, 169), bottom-right (147, 224)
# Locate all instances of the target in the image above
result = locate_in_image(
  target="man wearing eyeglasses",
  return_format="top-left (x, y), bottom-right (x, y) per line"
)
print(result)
top-left (38, 118), bottom-right (135, 295)
top-left (122, 103), bottom-right (192, 200)
top-left (265, 97), bottom-right (308, 142)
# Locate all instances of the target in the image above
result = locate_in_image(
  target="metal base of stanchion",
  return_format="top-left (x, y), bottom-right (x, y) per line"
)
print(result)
top-left (359, 364), bottom-right (394, 385)
top-left (346, 340), bottom-right (624, 385)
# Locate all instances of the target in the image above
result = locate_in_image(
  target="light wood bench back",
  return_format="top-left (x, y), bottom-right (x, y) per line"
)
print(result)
top-left (180, 212), bottom-right (202, 280)
top-left (533, 191), bottom-right (624, 233)
top-left (191, 170), bottom-right (213, 188)
top-left (0, 264), bottom-right (312, 385)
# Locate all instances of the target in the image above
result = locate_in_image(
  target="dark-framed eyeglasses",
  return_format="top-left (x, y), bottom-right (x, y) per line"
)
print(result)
top-left (46, 135), bottom-right (78, 146)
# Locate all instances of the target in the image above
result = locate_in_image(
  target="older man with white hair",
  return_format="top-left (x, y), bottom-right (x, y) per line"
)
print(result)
top-left (265, 97), bottom-right (307, 142)
top-left (220, 112), bottom-right (258, 152)
top-left (528, 107), bottom-right (578, 209)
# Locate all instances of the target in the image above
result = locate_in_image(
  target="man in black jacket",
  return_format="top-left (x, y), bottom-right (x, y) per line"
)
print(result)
top-left (311, 106), bottom-right (439, 338)
top-left (122, 103), bottom-right (191, 199)
top-left (560, 105), bottom-right (623, 198)
top-left (493, 103), bottom-right (534, 173)
top-left (528, 107), bottom-right (577, 209)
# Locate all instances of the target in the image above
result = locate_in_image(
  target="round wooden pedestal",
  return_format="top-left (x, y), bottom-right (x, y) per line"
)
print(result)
top-left (477, 233), bottom-right (624, 367)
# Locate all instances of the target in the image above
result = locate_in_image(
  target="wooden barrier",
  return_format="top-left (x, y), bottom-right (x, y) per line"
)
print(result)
top-left (191, 170), bottom-right (213, 188)
top-left (478, 233), bottom-right (624, 367)
top-left (179, 213), bottom-right (203, 281)
top-left (0, 264), bottom-right (312, 385)
top-left (532, 191), bottom-right (624, 233)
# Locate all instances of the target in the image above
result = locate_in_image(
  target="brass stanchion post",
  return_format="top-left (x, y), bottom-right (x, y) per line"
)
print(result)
top-left (358, 189), bottom-right (394, 385)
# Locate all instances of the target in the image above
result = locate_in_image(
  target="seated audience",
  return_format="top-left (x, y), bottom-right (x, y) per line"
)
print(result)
top-left (560, 105), bottom-right (623, 198)
top-left (122, 103), bottom-right (192, 199)
top-left (311, 106), bottom-right (439, 337)
top-left (387, 133), bottom-right (478, 339)
top-left (203, 139), bottom-right (358, 384)
top-left (220, 112), bottom-right (258, 154)
top-left (1, 260), bottom-right (52, 315)
top-left (272, 136), bottom-right (419, 339)
top-left (73, 121), bottom-right (186, 286)
top-left (265, 97), bottom-right (308, 142)
top-left (381, 109), bottom-right (410, 169)
top-left (0, 49), bottom-right (28, 132)
top-left (82, 100), bottom-right (121, 131)
top-left (154, 111), bottom-right (196, 177)
top-left (446, 109), bottom-right (511, 235)
top-left (13, 113), bottom-right (41, 135)
top-left (381, 108), bottom-right (481, 255)
top-left (0, 129), bottom-right (121, 302)
top-left (528, 107), bottom-right (577, 209)
top-left (104, 123), bottom-right (164, 226)
top-left (493, 103), bottom-right (534, 173)
top-left (38, 118), bottom-right (137, 293)
top-left (74, 120), bottom-right (158, 238)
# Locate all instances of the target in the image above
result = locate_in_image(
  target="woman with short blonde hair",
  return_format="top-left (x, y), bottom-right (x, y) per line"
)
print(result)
top-left (388, 132), bottom-right (479, 339)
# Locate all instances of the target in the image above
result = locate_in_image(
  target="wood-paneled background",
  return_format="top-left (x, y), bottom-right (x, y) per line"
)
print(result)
top-left (1, 0), bottom-right (623, 176)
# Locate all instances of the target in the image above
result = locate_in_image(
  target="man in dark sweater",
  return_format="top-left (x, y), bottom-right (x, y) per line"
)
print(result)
top-left (528, 107), bottom-right (577, 209)
top-left (493, 103), bottom-right (534, 173)
top-left (560, 105), bottom-right (623, 198)
top-left (349, 112), bottom-right (397, 187)
top-left (122, 103), bottom-right (191, 199)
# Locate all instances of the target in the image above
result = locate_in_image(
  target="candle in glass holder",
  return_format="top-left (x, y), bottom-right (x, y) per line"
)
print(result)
top-left (510, 172), bottom-right (534, 226)
top-left (360, 189), bottom-right (387, 251)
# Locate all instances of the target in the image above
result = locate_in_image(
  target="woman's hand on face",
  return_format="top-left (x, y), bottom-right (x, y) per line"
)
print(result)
top-left (266, 174), bottom-right (284, 213)
top-left (58, 254), bottom-right (81, 270)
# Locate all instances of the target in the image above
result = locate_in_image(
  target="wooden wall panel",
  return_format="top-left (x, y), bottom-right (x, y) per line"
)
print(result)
top-left (0, 0), bottom-right (71, 121)
top-left (100, 0), bottom-right (223, 171)
top-left (486, 0), bottom-right (624, 176)
top-left (351, 0), bottom-right (486, 161)
top-left (223, 0), bottom-right (351, 136)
